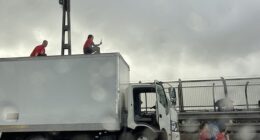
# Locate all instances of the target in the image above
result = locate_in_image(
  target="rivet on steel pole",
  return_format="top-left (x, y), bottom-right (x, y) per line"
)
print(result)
top-left (60, 0), bottom-right (71, 55)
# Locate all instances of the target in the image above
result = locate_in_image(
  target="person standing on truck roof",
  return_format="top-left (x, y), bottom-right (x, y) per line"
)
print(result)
top-left (83, 34), bottom-right (102, 54)
top-left (30, 40), bottom-right (48, 57)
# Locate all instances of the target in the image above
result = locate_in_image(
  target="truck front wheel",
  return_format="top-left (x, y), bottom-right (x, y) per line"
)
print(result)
top-left (158, 131), bottom-right (168, 140)
top-left (134, 129), bottom-right (158, 140)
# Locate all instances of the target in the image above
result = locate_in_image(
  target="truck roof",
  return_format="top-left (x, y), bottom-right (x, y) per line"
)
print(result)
top-left (0, 53), bottom-right (129, 69)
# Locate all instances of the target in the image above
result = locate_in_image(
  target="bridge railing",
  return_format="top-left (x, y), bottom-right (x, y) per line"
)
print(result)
top-left (163, 77), bottom-right (260, 112)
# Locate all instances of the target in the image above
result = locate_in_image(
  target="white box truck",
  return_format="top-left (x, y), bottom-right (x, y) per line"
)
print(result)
top-left (0, 53), bottom-right (179, 140)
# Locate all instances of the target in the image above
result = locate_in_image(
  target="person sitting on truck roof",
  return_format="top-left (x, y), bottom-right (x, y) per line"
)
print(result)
top-left (83, 34), bottom-right (102, 54)
top-left (30, 40), bottom-right (48, 57)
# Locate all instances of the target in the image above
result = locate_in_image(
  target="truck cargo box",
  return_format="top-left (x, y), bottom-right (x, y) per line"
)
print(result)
top-left (0, 53), bottom-right (129, 132)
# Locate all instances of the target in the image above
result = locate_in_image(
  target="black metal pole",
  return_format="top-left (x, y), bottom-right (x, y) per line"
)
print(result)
top-left (245, 81), bottom-right (249, 110)
top-left (221, 77), bottom-right (228, 97)
top-left (60, 0), bottom-right (71, 55)
top-left (178, 79), bottom-right (184, 112)
top-left (212, 83), bottom-right (216, 112)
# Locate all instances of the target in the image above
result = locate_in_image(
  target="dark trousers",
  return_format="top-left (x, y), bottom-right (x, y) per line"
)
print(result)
top-left (84, 47), bottom-right (100, 54)
top-left (84, 47), bottom-right (93, 54)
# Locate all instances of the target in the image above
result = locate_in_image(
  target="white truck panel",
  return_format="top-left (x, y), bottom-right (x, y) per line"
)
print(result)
top-left (0, 53), bottom-right (129, 132)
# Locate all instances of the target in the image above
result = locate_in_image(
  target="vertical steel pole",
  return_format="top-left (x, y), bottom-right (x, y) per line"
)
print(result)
top-left (221, 77), bottom-right (228, 97)
top-left (178, 79), bottom-right (184, 112)
top-left (61, 0), bottom-right (71, 55)
top-left (145, 92), bottom-right (148, 113)
top-left (245, 82), bottom-right (249, 110)
top-left (212, 83), bottom-right (216, 112)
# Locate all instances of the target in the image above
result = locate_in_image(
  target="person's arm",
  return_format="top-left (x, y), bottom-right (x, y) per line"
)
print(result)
top-left (226, 134), bottom-right (230, 140)
top-left (225, 131), bottom-right (230, 140)
top-left (93, 40), bottom-right (102, 47)
top-left (30, 48), bottom-right (36, 57)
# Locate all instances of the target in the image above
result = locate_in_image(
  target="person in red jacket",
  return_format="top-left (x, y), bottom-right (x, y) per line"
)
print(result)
top-left (199, 122), bottom-right (211, 140)
top-left (30, 40), bottom-right (48, 57)
top-left (216, 128), bottom-right (229, 140)
top-left (83, 34), bottom-right (102, 54)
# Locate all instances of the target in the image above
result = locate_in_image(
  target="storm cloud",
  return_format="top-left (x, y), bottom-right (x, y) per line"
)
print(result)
top-left (0, 0), bottom-right (260, 81)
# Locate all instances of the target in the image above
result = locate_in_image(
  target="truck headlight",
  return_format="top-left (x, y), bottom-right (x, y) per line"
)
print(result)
top-left (171, 121), bottom-right (179, 132)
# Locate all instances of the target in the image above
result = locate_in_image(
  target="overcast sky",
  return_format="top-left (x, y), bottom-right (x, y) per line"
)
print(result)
top-left (0, 0), bottom-right (260, 82)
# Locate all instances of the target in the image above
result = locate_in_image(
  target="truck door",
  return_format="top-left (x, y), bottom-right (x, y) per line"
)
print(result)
top-left (155, 83), bottom-right (172, 140)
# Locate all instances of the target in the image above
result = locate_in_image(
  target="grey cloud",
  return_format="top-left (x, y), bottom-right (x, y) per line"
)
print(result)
top-left (0, 0), bottom-right (260, 81)
top-left (0, 0), bottom-right (60, 56)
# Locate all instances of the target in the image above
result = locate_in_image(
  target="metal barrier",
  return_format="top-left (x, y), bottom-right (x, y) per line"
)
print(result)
top-left (163, 77), bottom-right (260, 112)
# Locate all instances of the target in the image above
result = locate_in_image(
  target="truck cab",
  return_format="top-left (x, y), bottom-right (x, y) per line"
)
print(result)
top-left (126, 82), bottom-right (180, 140)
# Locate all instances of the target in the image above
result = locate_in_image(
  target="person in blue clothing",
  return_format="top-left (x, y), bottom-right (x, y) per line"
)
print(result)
top-left (208, 122), bottom-right (220, 140)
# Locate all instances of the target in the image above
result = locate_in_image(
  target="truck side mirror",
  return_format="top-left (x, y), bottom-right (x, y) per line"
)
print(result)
top-left (168, 87), bottom-right (177, 106)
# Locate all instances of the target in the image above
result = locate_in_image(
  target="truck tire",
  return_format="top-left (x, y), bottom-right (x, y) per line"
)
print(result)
top-left (158, 131), bottom-right (168, 140)
top-left (70, 134), bottom-right (92, 140)
top-left (135, 129), bottom-right (158, 140)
